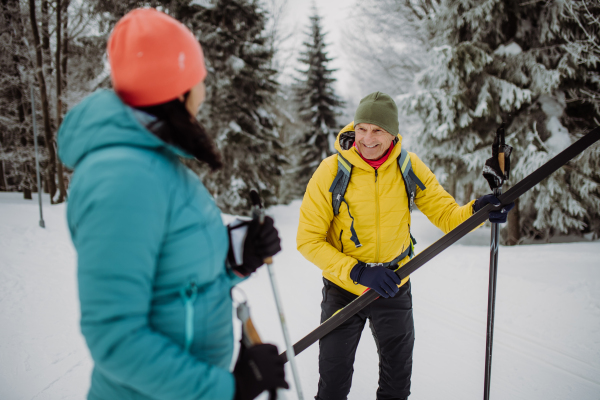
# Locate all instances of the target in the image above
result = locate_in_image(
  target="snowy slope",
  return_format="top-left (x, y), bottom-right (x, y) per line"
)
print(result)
top-left (1, 192), bottom-right (599, 399)
top-left (0, 193), bottom-right (91, 400)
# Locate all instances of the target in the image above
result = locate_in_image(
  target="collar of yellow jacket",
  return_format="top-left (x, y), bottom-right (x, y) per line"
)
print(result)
top-left (334, 121), bottom-right (403, 172)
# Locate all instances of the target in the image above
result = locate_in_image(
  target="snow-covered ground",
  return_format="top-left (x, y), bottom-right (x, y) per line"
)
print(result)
top-left (1, 192), bottom-right (599, 399)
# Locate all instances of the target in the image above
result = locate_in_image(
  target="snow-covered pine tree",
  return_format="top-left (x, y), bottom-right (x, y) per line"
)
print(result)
top-left (88, 0), bottom-right (286, 214)
top-left (399, 0), bottom-right (600, 243)
top-left (292, 8), bottom-right (343, 197)
top-left (270, 83), bottom-right (305, 204)
top-left (341, 0), bottom-right (438, 98)
top-left (184, 0), bottom-right (285, 214)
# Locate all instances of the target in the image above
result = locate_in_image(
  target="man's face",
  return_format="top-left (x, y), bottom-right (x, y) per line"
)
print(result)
top-left (354, 123), bottom-right (394, 160)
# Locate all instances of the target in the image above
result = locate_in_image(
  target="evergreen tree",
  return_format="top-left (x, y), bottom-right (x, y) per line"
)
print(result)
top-left (293, 8), bottom-right (343, 196)
top-left (188, 0), bottom-right (285, 214)
top-left (399, 0), bottom-right (600, 243)
top-left (88, 0), bottom-right (286, 214)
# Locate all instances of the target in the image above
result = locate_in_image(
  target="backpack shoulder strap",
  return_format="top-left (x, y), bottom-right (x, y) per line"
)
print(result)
top-left (398, 148), bottom-right (426, 212)
top-left (329, 153), bottom-right (352, 216)
top-left (329, 153), bottom-right (362, 248)
top-left (398, 148), bottom-right (427, 258)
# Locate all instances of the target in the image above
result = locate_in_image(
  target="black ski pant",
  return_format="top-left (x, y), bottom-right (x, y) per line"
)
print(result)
top-left (316, 278), bottom-right (414, 400)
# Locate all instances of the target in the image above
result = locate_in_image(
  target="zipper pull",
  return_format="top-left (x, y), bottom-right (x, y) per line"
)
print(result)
top-left (185, 282), bottom-right (198, 298)
top-left (375, 169), bottom-right (378, 182)
top-left (181, 281), bottom-right (198, 353)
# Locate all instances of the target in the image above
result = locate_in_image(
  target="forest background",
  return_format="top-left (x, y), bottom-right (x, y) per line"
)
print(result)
top-left (0, 0), bottom-right (599, 245)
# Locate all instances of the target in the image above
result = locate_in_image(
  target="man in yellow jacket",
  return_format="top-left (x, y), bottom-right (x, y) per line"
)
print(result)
top-left (297, 92), bottom-right (513, 400)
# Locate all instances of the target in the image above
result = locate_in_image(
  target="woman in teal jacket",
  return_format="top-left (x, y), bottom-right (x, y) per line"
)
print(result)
top-left (58, 9), bottom-right (286, 400)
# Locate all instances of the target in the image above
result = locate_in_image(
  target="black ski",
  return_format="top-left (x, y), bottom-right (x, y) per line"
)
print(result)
top-left (281, 126), bottom-right (600, 363)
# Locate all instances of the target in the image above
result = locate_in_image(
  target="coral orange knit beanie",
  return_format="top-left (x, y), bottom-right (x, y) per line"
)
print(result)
top-left (107, 8), bottom-right (207, 107)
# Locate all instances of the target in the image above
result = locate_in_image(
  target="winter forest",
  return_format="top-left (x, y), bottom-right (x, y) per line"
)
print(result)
top-left (2, 1), bottom-right (600, 400)
top-left (1, 0), bottom-right (599, 243)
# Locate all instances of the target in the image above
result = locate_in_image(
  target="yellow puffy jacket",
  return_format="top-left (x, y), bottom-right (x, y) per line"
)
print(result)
top-left (297, 122), bottom-right (476, 296)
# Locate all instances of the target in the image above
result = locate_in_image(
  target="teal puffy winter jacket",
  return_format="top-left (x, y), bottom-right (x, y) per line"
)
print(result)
top-left (58, 90), bottom-right (241, 400)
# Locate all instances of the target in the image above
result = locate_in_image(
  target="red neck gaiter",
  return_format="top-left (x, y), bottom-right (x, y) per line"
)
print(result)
top-left (354, 141), bottom-right (395, 170)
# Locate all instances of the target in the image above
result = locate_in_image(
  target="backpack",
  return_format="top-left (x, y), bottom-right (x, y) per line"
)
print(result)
top-left (328, 147), bottom-right (426, 258)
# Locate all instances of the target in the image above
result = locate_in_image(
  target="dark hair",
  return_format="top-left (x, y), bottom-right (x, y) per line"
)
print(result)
top-left (138, 94), bottom-right (223, 171)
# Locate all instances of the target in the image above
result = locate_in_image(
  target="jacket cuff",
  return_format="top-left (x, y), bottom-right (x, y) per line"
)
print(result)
top-left (226, 268), bottom-right (247, 287)
top-left (349, 262), bottom-right (365, 284)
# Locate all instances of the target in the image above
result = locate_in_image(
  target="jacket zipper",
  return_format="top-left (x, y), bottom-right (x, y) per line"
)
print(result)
top-left (339, 230), bottom-right (344, 253)
top-left (375, 169), bottom-right (380, 262)
top-left (181, 281), bottom-right (199, 352)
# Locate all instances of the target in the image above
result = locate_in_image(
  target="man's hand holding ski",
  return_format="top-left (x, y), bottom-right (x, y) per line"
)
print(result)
top-left (350, 261), bottom-right (401, 298)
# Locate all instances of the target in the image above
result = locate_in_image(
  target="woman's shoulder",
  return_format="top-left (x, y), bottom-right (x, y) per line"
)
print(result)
top-left (81, 145), bottom-right (178, 178)
top-left (69, 146), bottom-right (182, 206)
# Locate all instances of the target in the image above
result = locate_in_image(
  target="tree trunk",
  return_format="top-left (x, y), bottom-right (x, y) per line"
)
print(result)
top-left (57, 157), bottom-right (67, 198)
top-left (464, 181), bottom-right (473, 204)
top-left (54, 0), bottom-right (67, 203)
top-left (446, 174), bottom-right (456, 199)
top-left (4, 0), bottom-right (31, 192)
top-left (29, 0), bottom-right (57, 202)
top-left (41, 0), bottom-right (52, 78)
top-left (506, 198), bottom-right (520, 246)
top-left (55, 0), bottom-right (62, 122)
top-left (23, 163), bottom-right (32, 199)
top-left (61, 0), bottom-right (69, 108)
top-left (0, 160), bottom-right (6, 190)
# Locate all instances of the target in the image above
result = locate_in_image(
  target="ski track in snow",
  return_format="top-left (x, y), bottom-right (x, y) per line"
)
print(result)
top-left (1, 193), bottom-right (599, 400)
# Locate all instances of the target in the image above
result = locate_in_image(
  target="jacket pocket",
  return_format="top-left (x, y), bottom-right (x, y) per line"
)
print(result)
top-left (338, 230), bottom-right (344, 253)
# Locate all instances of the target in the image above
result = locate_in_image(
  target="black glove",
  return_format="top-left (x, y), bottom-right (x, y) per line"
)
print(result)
top-left (227, 216), bottom-right (282, 277)
top-left (350, 261), bottom-right (401, 298)
top-left (233, 343), bottom-right (289, 400)
top-left (473, 194), bottom-right (515, 224)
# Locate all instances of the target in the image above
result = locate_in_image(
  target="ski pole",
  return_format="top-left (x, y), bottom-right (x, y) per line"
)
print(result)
top-left (250, 190), bottom-right (304, 400)
top-left (483, 125), bottom-right (510, 400)
top-left (235, 292), bottom-right (281, 400)
top-left (483, 186), bottom-right (501, 400)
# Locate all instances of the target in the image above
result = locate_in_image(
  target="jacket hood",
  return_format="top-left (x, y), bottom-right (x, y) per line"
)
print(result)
top-left (58, 90), bottom-right (188, 169)
top-left (334, 121), bottom-right (403, 171)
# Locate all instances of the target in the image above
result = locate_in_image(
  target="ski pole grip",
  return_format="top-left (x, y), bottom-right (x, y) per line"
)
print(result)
top-left (249, 190), bottom-right (275, 265)
top-left (244, 317), bottom-right (263, 346)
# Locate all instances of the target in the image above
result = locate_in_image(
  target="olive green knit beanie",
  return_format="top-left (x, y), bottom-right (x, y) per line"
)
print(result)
top-left (354, 91), bottom-right (399, 135)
